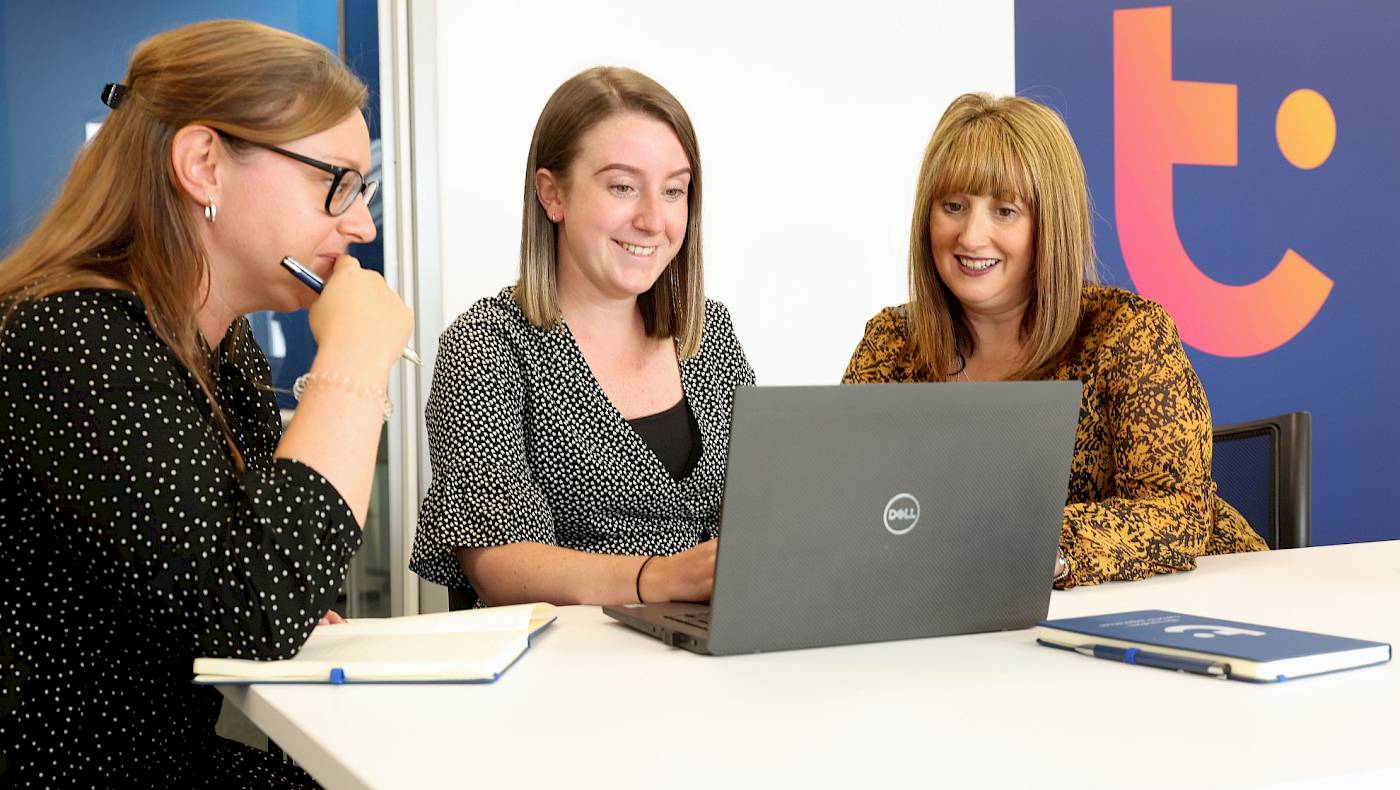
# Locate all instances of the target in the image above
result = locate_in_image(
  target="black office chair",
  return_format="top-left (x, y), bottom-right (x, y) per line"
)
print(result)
top-left (1211, 411), bottom-right (1311, 550)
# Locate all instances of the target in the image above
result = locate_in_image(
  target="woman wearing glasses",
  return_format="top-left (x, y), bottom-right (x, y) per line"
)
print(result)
top-left (0, 20), bottom-right (410, 787)
top-left (410, 67), bottom-right (754, 607)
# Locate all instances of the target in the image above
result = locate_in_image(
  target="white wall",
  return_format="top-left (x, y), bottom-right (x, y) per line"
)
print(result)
top-left (432, 0), bottom-right (1014, 384)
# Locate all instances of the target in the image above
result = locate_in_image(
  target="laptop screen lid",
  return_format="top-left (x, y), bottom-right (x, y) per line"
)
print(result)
top-left (703, 381), bottom-right (1081, 655)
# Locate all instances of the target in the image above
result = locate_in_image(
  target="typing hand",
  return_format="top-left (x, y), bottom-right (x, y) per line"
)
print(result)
top-left (641, 540), bottom-right (717, 603)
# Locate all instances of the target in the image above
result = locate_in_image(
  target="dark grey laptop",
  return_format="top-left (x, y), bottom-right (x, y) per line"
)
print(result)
top-left (603, 382), bottom-right (1082, 655)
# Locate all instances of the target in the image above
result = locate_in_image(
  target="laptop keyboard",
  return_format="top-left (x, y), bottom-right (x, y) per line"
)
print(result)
top-left (664, 611), bottom-right (711, 630)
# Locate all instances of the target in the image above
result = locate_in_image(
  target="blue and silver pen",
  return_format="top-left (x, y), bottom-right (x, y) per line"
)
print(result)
top-left (280, 256), bottom-right (421, 366)
top-left (1075, 644), bottom-right (1229, 678)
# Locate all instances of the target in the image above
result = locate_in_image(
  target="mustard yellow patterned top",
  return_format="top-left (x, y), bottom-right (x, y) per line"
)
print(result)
top-left (842, 284), bottom-right (1268, 589)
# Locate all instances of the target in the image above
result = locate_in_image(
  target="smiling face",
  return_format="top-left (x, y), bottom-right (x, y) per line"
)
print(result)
top-left (208, 111), bottom-right (377, 314)
top-left (541, 112), bottom-right (691, 305)
top-left (929, 192), bottom-right (1035, 319)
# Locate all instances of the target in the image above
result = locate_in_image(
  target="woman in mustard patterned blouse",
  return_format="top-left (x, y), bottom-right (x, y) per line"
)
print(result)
top-left (842, 93), bottom-right (1267, 589)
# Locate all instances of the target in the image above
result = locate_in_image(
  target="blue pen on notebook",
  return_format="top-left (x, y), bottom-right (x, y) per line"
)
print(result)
top-left (280, 256), bottom-right (421, 366)
top-left (1074, 644), bottom-right (1229, 678)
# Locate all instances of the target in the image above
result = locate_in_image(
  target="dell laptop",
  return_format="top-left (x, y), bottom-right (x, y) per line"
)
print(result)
top-left (603, 382), bottom-right (1082, 655)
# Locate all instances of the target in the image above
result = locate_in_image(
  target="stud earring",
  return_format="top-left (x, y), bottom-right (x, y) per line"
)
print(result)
top-left (204, 195), bottom-right (218, 224)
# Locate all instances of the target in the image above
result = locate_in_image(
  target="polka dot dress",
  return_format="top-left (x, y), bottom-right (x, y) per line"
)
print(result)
top-left (410, 288), bottom-right (755, 594)
top-left (0, 290), bottom-right (361, 787)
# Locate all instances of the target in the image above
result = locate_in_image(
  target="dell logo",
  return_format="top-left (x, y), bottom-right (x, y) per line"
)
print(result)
top-left (882, 493), bottom-right (921, 535)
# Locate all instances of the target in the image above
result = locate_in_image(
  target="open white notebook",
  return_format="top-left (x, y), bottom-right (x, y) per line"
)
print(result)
top-left (193, 602), bottom-right (556, 684)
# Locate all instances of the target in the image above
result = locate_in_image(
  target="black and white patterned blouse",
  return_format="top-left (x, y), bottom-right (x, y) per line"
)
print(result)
top-left (0, 290), bottom-right (359, 788)
top-left (411, 287), bottom-right (755, 593)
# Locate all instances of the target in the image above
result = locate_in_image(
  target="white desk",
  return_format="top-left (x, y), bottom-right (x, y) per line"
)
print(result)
top-left (221, 542), bottom-right (1400, 789)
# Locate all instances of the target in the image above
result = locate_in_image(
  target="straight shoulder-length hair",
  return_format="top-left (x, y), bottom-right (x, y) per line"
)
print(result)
top-left (907, 93), bottom-right (1097, 380)
top-left (516, 66), bottom-right (706, 359)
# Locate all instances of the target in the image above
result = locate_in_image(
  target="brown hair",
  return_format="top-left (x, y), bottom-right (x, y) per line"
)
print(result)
top-left (906, 93), bottom-right (1096, 380)
top-left (517, 66), bottom-right (706, 359)
top-left (0, 20), bottom-right (367, 469)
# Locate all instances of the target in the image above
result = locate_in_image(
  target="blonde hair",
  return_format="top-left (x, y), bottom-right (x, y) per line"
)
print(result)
top-left (906, 93), bottom-right (1096, 380)
top-left (517, 67), bottom-right (706, 359)
top-left (0, 20), bottom-right (367, 470)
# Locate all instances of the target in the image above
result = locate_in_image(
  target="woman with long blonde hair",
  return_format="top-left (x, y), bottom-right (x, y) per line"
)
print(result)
top-left (843, 93), bottom-right (1266, 588)
top-left (0, 20), bottom-right (411, 785)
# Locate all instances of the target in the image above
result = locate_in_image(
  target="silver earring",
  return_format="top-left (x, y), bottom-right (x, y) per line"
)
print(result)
top-left (204, 195), bottom-right (218, 224)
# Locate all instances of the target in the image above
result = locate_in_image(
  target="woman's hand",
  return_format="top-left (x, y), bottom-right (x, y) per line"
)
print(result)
top-left (317, 610), bottom-right (347, 625)
top-left (639, 540), bottom-right (718, 603)
top-left (280, 254), bottom-right (413, 527)
top-left (308, 254), bottom-right (414, 376)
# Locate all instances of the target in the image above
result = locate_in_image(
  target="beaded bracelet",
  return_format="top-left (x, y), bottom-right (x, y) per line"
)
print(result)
top-left (293, 372), bottom-right (393, 422)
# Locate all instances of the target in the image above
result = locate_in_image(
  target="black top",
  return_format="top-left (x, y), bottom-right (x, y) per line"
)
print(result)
top-left (0, 290), bottom-right (358, 787)
top-left (410, 287), bottom-right (755, 594)
top-left (626, 397), bottom-right (702, 481)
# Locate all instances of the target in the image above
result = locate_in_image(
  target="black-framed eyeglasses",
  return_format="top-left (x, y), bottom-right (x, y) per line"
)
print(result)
top-left (217, 131), bottom-right (378, 216)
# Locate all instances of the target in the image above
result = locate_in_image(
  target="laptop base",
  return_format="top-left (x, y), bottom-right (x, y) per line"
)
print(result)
top-left (603, 602), bottom-right (711, 655)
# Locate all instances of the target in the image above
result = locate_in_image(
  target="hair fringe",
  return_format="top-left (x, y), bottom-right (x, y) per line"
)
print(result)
top-left (906, 93), bottom-right (1096, 380)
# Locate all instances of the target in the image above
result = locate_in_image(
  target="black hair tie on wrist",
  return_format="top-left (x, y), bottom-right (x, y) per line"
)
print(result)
top-left (635, 555), bottom-right (658, 604)
top-left (101, 83), bottom-right (130, 110)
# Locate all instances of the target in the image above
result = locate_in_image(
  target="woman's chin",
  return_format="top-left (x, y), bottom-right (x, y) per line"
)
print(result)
top-left (284, 291), bottom-right (317, 314)
top-left (622, 270), bottom-right (669, 297)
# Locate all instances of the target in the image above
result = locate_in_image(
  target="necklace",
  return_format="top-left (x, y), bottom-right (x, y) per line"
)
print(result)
top-left (953, 353), bottom-right (970, 382)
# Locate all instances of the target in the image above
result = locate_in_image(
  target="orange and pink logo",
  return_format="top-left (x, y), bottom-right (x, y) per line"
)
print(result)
top-left (1114, 6), bottom-right (1334, 357)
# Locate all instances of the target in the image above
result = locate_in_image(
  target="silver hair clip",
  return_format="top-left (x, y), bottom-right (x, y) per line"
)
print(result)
top-left (101, 83), bottom-right (130, 110)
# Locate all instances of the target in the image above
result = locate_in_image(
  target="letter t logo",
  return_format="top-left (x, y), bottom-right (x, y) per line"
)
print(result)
top-left (1114, 6), bottom-right (1333, 357)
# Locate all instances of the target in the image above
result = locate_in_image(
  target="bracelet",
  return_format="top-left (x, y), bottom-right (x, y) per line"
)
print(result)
top-left (293, 372), bottom-right (393, 422)
top-left (635, 555), bottom-right (658, 604)
top-left (1053, 550), bottom-right (1071, 583)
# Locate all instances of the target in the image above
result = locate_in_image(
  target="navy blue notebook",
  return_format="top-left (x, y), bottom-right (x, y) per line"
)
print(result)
top-left (1037, 610), bottom-right (1391, 682)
